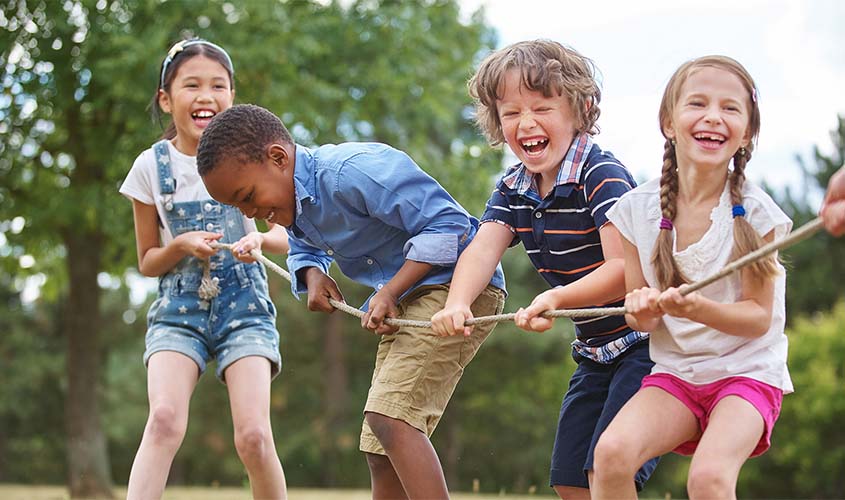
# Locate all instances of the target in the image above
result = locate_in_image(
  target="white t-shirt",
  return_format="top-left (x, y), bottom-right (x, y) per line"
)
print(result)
top-left (119, 140), bottom-right (257, 244)
top-left (607, 177), bottom-right (793, 393)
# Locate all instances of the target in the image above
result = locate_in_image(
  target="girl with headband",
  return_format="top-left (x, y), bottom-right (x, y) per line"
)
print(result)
top-left (119, 38), bottom-right (289, 500)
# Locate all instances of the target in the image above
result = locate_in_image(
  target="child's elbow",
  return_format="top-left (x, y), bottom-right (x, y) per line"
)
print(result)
top-left (137, 261), bottom-right (160, 278)
top-left (748, 310), bottom-right (773, 338)
top-left (138, 266), bottom-right (158, 278)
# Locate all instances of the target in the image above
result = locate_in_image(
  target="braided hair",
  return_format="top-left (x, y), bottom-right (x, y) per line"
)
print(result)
top-left (652, 55), bottom-right (777, 289)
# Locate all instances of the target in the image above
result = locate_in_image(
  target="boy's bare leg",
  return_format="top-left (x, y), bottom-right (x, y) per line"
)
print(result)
top-left (365, 453), bottom-right (408, 500)
top-left (365, 412), bottom-right (449, 499)
top-left (553, 485), bottom-right (591, 500)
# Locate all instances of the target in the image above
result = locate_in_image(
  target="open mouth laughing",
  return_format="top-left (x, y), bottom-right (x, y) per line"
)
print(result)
top-left (192, 109), bottom-right (216, 127)
top-left (693, 132), bottom-right (726, 149)
top-left (521, 137), bottom-right (549, 155)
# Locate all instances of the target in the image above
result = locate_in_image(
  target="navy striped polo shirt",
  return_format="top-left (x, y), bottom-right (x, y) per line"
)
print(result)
top-left (481, 134), bottom-right (645, 361)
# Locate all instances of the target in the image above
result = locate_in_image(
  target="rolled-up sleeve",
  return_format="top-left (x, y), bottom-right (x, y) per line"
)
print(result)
top-left (286, 236), bottom-right (333, 297)
top-left (338, 147), bottom-right (471, 266)
top-left (403, 233), bottom-right (457, 265)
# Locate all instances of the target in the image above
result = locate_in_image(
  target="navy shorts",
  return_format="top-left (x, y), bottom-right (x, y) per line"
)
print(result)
top-left (549, 340), bottom-right (658, 490)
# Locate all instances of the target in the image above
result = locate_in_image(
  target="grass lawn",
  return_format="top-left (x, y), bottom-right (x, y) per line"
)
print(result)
top-left (0, 484), bottom-right (557, 499)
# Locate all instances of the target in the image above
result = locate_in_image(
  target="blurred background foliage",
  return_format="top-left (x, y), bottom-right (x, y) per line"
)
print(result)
top-left (1, 0), bottom-right (843, 498)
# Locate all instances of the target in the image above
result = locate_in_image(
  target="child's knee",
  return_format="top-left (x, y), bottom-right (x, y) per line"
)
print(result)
top-left (593, 432), bottom-right (638, 477)
top-left (234, 424), bottom-right (273, 462)
top-left (687, 461), bottom-right (734, 499)
top-left (146, 404), bottom-right (187, 445)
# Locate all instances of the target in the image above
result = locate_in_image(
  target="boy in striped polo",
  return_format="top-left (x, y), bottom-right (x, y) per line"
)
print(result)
top-left (431, 39), bottom-right (658, 498)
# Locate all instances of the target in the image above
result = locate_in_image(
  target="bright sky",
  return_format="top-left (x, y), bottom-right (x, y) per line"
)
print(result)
top-left (460, 0), bottom-right (845, 200)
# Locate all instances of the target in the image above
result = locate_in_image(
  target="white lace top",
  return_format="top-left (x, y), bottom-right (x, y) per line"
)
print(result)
top-left (607, 177), bottom-right (793, 392)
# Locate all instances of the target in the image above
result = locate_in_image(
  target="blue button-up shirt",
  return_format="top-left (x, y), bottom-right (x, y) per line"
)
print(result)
top-left (286, 143), bottom-right (506, 309)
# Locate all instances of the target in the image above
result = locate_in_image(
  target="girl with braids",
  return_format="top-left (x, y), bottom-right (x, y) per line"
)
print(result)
top-left (593, 56), bottom-right (793, 499)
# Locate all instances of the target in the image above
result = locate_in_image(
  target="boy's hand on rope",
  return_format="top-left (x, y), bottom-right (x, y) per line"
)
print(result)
top-left (362, 289), bottom-right (400, 335)
top-left (514, 290), bottom-right (558, 332)
top-left (431, 303), bottom-right (475, 337)
top-left (302, 267), bottom-right (346, 313)
top-left (624, 287), bottom-right (663, 332)
top-left (176, 231), bottom-right (223, 259)
top-left (231, 231), bottom-right (264, 263)
top-left (657, 286), bottom-right (700, 319)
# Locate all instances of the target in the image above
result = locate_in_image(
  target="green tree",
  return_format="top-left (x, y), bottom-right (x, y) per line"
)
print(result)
top-left (773, 115), bottom-right (845, 318)
top-left (1, 0), bottom-right (499, 495)
top-left (735, 303), bottom-right (845, 498)
top-left (0, 274), bottom-right (65, 483)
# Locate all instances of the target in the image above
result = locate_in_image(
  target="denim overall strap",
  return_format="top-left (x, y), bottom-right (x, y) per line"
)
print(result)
top-left (153, 140), bottom-right (221, 299)
top-left (153, 140), bottom-right (176, 211)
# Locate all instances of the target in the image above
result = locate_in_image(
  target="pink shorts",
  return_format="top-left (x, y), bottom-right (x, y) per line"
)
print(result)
top-left (641, 373), bottom-right (783, 457)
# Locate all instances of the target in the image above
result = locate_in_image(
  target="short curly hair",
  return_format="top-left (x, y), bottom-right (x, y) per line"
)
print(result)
top-left (468, 39), bottom-right (601, 146)
top-left (197, 104), bottom-right (293, 176)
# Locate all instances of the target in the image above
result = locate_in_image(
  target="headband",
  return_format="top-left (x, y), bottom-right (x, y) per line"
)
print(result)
top-left (159, 39), bottom-right (234, 88)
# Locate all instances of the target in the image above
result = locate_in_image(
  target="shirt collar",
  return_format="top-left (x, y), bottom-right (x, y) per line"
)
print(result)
top-left (292, 144), bottom-right (317, 218)
top-left (501, 133), bottom-right (593, 196)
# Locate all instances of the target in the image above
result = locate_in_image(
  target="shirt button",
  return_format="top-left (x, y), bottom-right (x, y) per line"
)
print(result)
top-left (534, 211), bottom-right (543, 219)
top-left (204, 202), bottom-right (213, 212)
top-left (367, 258), bottom-right (373, 265)
top-left (164, 201), bottom-right (173, 211)
top-left (206, 223), bottom-right (214, 231)
top-left (377, 284), bottom-right (384, 290)
top-left (327, 250), bottom-right (334, 256)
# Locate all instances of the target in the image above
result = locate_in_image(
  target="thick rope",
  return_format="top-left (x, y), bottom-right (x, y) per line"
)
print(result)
top-left (211, 216), bottom-right (824, 330)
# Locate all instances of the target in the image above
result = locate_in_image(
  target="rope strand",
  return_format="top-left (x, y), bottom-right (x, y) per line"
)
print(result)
top-left (212, 216), bottom-right (823, 330)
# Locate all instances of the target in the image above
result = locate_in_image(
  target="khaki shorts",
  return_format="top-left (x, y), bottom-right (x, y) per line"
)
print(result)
top-left (360, 283), bottom-right (505, 455)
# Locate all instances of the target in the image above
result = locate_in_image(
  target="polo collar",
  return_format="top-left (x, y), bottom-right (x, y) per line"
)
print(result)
top-left (501, 133), bottom-right (593, 196)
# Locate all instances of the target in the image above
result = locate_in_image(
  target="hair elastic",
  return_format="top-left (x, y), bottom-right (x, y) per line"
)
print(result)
top-left (659, 217), bottom-right (674, 230)
top-left (160, 38), bottom-right (234, 88)
top-left (732, 204), bottom-right (746, 218)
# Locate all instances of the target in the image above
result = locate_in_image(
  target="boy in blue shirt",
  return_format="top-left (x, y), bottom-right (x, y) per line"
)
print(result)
top-left (431, 40), bottom-right (658, 498)
top-left (198, 103), bottom-right (505, 499)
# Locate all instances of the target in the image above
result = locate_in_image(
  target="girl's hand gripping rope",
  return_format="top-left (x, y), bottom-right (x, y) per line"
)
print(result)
top-left (176, 231), bottom-right (222, 259)
top-left (231, 231), bottom-right (265, 264)
top-left (624, 287), bottom-right (662, 332)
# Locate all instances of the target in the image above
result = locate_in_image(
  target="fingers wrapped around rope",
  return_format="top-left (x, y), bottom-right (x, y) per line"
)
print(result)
top-left (209, 217), bottom-right (823, 332)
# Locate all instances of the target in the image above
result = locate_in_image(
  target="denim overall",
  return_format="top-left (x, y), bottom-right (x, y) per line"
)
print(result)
top-left (144, 140), bottom-right (281, 381)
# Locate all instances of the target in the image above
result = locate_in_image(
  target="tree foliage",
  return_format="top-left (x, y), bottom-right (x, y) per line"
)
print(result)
top-left (771, 115), bottom-right (845, 318)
